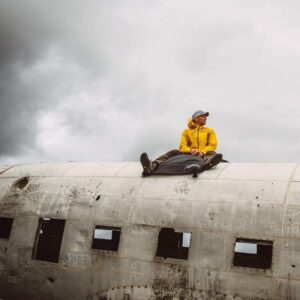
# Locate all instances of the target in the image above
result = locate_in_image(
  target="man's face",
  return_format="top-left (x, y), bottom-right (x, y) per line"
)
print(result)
top-left (194, 115), bottom-right (207, 126)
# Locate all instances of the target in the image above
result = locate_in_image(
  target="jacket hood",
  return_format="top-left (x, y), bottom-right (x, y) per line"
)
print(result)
top-left (187, 118), bottom-right (198, 129)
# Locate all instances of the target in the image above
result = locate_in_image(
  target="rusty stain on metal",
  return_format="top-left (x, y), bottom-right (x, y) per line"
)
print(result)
top-left (0, 165), bottom-right (17, 176)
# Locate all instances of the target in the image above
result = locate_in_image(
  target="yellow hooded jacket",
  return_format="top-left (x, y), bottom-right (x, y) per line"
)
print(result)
top-left (179, 118), bottom-right (217, 154)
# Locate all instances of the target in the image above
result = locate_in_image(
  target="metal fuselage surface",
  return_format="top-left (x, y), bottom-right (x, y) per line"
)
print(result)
top-left (0, 162), bottom-right (300, 300)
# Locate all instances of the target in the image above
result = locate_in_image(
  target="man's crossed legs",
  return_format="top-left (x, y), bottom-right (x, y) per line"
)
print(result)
top-left (140, 150), bottom-right (223, 175)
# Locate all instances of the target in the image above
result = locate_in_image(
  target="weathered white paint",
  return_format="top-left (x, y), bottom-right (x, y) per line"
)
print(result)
top-left (0, 162), bottom-right (299, 300)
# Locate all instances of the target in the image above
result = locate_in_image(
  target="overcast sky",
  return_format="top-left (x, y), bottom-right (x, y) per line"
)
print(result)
top-left (0, 0), bottom-right (299, 165)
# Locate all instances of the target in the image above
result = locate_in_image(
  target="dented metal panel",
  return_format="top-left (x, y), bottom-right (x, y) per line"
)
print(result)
top-left (0, 162), bottom-right (300, 299)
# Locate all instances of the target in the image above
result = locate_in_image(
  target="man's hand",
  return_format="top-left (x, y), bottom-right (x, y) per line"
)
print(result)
top-left (190, 149), bottom-right (204, 157)
top-left (190, 149), bottom-right (198, 156)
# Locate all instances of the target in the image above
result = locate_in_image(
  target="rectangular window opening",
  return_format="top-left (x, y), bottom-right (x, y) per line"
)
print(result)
top-left (92, 226), bottom-right (121, 252)
top-left (233, 238), bottom-right (273, 269)
top-left (32, 218), bottom-right (66, 263)
top-left (0, 217), bottom-right (13, 239)
top-left (156, 228), bottom-right (190, 260)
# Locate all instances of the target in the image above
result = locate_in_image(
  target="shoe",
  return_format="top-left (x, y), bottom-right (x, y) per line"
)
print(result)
top-left (203, 153), bottom-right (223, 170)
top-left (140, 153), bottom-right (157, 174)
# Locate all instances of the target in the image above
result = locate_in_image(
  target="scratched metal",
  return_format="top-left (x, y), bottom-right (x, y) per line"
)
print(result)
top-left (0, 162), bottom-right (299, 300)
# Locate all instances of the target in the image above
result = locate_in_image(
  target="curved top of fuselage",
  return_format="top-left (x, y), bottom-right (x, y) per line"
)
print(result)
top-left (0, 161), bottom-right (299, 181)
top-left (0, 162), bottom-right (299, 240)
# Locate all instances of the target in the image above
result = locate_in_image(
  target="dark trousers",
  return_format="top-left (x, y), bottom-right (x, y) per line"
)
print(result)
top-left (154, 150), bottom-right (217, 166)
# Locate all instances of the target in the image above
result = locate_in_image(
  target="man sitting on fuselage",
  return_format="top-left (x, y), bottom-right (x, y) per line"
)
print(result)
top-left (140, 110), bottom-right (223, 175)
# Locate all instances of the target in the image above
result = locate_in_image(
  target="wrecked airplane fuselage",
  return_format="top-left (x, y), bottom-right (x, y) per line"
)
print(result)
top-left (0, 162), bottom-right (300, 300)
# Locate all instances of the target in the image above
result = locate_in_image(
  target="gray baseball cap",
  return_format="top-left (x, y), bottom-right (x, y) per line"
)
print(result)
top-left (192, 110), bottom-right (209, 119)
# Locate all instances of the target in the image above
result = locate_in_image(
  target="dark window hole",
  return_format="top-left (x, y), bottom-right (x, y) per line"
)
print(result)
top-left (233, 238), bottom-right (273, 269)
top-left (156, 228), bottom-right (191, 260)
top-left (0, 217), bottom-right (13, 239)
top-left (32, 218), bottom-right (66, 263)
top-left (96, 195), bottom-right (101, 201)
top-left (92, 226), bottom-right (121, 252)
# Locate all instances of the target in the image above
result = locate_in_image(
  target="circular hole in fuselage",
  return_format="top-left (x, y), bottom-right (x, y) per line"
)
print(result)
top-left (12, 177), bottom-right (29, 190)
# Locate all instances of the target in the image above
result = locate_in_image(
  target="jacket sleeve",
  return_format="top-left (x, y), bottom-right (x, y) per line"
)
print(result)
top-left (202, 129), bottom-right (217, 153)
top-left (179, 130), bottom-right (192, 153)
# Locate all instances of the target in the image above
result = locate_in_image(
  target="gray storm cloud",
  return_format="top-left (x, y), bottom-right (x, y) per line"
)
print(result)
top-left (0, 0), bottom-right (299, 164)
top-left (0, 2), bottom-right (71, 157)
top-left (0, 1), bottom-right (100, 160)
